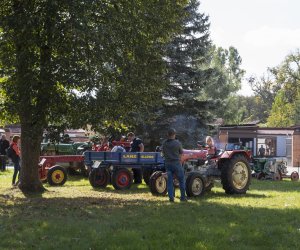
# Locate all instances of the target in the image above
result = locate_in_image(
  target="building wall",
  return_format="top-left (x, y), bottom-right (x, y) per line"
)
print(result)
top-left (276, 136), bottom-right (287, 157)
top-left (292, 132), bottom-right (300, 167)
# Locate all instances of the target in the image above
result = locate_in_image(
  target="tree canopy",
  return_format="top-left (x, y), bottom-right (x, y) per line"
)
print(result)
top-left (0, 0), bottom-right (188, 192)
top-left (267, 51), bottom-right (300, 127)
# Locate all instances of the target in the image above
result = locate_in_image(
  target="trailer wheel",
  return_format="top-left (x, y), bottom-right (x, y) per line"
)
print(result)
top-left (149, 171), bottom-right (167, 196)
top-left (221, 155), bottom-right (251, 194)
top-left (143, 169), bottom-right (154, 185)
top-left (111, 168), bottom-right (133, 190)
top-left (89, 168), bottom-right (110, 188)
top-left (47, 165), bottom-right (67, 186)
top-left (186, 172), bottom-right (205, 197)
top-left (291, 171), bottom-right (299, 181)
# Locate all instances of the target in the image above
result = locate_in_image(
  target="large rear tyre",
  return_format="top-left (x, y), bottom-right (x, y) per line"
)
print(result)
top-left (149, 171), bottom-right (167, 196)
top-left (89, 168), bottom-right (110, 188)
top-left (111, 168), bottom-right (133, 190)
top-left (47, 165), bottom-right (68, 186)
top-left (186, 172), bottom-right (205, 197)
top-left (221, 155), bottom-right (251, 194)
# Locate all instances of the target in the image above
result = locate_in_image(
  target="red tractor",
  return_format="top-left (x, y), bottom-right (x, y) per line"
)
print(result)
top-left (149, 147), bottom-right (252, 197)
top-left (38, 155), bottom-right (84, 186)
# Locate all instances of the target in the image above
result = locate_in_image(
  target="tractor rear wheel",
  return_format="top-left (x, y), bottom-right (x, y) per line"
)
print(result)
top-left (149, 171), bottom-right (167, 196)
top-left (186, 172), bottom-right (205, 197)
top-left (291, 171), bottom-right (299, 181)
top-left (273, 173), bottom-right (282, 181)
top-left (89, 168), bottom-right (110, 188)
top-left (221, 155), bottom-right (251, 194)
top-left (47, 165), bottom-right (68, 186)
top-left (111, 168), bottom-right (133, 190)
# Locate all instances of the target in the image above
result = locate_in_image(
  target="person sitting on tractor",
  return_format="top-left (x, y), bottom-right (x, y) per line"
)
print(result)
top-left (98, 136), bottom-right (111, 152)
top-left (205, 136), bottom-right (217, 159)
top-left (111, 144), bottom-right (126, 153)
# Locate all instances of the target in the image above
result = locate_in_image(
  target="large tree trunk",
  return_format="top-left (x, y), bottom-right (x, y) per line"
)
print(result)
top-left (18, 121), bottom-right (45, 193)
top-left (12, 1), bottom-right (51, 193)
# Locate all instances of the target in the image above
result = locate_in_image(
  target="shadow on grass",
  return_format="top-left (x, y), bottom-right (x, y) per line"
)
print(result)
top-left (90, 183), bottom-right (268, 199)
top-left (0, 194), bottom-right (299, 250)
top-left (90, 184), bottom-right (151, 194)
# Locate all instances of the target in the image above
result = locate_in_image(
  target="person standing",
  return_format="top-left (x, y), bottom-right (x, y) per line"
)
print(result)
top-left (0, 134), bottom-right (10, 171)
top-left (9, 135), bottom-right (21, 186)
top-left (127, 132), bottom-right (144, 184)
top-left (162, 128), bottom-right (187, 202)
top-left (258, 145), bottom-right (266, 157)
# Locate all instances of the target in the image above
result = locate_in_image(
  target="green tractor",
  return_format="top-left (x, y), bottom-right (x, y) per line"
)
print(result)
top-left (40, 141), bottom-right (90, 156)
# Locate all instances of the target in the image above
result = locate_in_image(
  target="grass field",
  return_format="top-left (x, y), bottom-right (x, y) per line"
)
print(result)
top-left (1, 170), bottom-right (300, 250)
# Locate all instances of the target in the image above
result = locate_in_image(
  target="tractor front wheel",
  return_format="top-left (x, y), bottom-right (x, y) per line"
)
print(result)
top-left (111, 168), bottom-right (133, 190)
top-left (291, 171), bottom-right (299, 181)
top-left (186, 172), bottom-right (205, 197)
top-left (221, 155), bottom-right (251, 194)
top-left (47, 165), bottom-right (68, 186)
top-left (89, 168), bottom-right (110, 188)
top-left (149, 171), bottom-right (167, 196)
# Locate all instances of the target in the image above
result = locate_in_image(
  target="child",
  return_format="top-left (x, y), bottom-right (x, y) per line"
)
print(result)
top-left (206, 136), bottom-right (216, 157)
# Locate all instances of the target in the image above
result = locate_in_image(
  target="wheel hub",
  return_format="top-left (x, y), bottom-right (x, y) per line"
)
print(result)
top-left (232, 162), bottom-right (248, 189)
top-left (191, 178), bottom-right (203, 196)
top-left (156, 176), bottom-right (166, 193)
top-left (52, 170), bottom-right (64, 184)
top-left (117, 173), bottom-right (129, 187)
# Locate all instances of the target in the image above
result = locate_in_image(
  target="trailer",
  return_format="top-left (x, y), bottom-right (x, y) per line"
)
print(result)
top-left (39, 155), bottom-right (84, 186)
top-left (84, 151), bottom-right (165, 190)
top-left (84, 148), bottom-right (253, 197)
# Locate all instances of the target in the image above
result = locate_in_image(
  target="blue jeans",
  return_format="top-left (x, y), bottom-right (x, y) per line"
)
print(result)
top-left (12, 158), bottom-right (20, 185)
top-left (166, 161), bottom-right (186, 200)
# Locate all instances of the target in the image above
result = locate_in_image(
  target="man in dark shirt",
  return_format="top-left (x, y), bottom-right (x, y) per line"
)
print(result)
top-left (162, 128), bottom-right (187, 202)
top-left (127, 132), bottom-right (144, 184)
top-left (258, 145), bottom-right (266, 157)
top-left (0, 134), bottom-right (10, 171)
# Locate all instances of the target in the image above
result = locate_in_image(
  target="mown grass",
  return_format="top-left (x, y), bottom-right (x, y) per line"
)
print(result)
top-left (1, 170), bottom-right (300, 250)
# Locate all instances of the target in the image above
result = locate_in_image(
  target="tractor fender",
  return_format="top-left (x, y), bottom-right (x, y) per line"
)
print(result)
top-left (219, 150), bottom-right (252, 162)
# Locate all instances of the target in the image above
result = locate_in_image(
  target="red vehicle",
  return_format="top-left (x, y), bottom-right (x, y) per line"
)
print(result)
top-left (38, 155), bottom-right (84, 186)
top-left (149, 146), bottom-right (252, 197)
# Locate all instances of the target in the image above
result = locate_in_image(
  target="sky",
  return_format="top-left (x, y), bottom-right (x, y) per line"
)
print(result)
top-left (200, 0), bottom-right (300, 96)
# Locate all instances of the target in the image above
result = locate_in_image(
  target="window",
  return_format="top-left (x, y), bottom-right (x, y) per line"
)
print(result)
top-left (257, 137), bottom-right (276, 157)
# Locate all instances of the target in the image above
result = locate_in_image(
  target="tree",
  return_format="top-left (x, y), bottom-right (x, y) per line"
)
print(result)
top-left (137, 0), bottom-right (213, 148)
top-left (202, 45), bottom-right (245, 124)
top-left (136, 1), bottom-right (246, 148)
top-left (247, 74), bottom-right (280, 123)
top-left (266, 50), bottom-right (300, 127)
top-left (267, 90), bottom-right (296, 127)
top-left (0, 0), bottom-right (187, 192)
